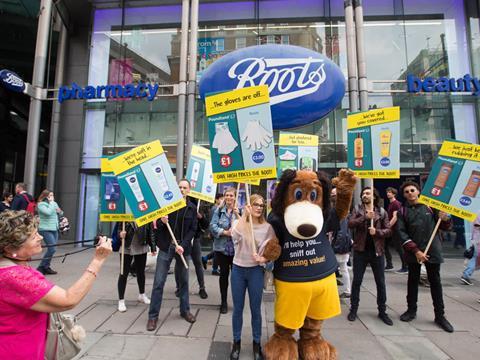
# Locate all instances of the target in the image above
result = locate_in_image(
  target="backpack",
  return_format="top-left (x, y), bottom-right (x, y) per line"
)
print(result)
top-left (332, 218), bottom-right (352, 254)
top-left (22, 194), bottom-right (36, 215)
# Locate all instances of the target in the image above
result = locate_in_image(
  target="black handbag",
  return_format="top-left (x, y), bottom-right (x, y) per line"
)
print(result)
top-left (464, 245), bottom-right (475, 259)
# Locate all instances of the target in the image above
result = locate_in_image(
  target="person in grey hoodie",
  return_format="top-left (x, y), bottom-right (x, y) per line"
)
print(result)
top-left (37, 190), bottom-right (63, 275)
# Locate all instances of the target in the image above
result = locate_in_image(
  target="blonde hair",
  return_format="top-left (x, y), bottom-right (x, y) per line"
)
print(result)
top-left (248, 194), bottom-right (266, 223)
top-left (38, 189), bottom-right (51, 202)
top-left (0, 211), bottom-right (38, 254)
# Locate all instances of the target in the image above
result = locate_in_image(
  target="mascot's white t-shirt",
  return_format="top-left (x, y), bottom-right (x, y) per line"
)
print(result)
top-left (268, 210), bottom-right (338, 282)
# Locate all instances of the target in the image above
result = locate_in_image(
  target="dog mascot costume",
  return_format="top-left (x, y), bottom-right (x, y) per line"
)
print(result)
top-left (261, 168), bottom-right (356, 360)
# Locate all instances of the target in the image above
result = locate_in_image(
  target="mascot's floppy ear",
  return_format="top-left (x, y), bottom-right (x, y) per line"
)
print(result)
top-left (271, 169), bottom-right (297, 216)
top-left (316, 171), bottom-right (332, 219)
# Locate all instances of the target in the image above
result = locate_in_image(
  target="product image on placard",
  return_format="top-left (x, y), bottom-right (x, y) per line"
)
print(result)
top-left (190, 161), bottom-right (201, 188)
top-left (300, 157), bottom-right (316, 171)
top-left (149, 160), bottom-right (170, 192)
top-left (126, 173), bottom-right (149, 212)
top-left (354, 133), bottom-right (364, 168)
top-left (379, 129), bottom-right (391, 166)
top-left (212, 122), bottom-right (238, 154)
top-left (241, 119), bottom-right (273, 150)
top-left (105, 178), bottom-right (120, 202)
top-left (431, 162), bottom-right (453, 197)
top-left (463, 170), bottom-right (480, 198)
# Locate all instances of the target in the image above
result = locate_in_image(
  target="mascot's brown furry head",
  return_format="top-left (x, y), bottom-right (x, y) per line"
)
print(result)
top-left (271, 169), bottom-right (331, 239)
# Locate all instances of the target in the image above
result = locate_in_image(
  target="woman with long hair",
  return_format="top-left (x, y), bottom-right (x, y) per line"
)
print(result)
top-left (37, 190), bottom-right (63, 275)
top-left (229, 194), bottom-right (275, 360)
top-left (209, 187), bottom-right (239, 314)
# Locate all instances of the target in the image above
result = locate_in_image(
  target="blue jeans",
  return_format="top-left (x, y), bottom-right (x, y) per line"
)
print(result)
top-left (463, 245), bottom-right (478, 280)
top-left (39, 230), bottom-right (58, 269)
top-left (148, 245), bottom-right (190, 319)
top-left (231, 264), bottom-right (264, 343)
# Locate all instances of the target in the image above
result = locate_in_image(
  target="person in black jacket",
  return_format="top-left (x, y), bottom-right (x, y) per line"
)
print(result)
top-left (396, 181), bottom-right (454, 333)
top-left (176, 199), bottom-right (209, 299)
top-left (147, 179), bottom-right (198, 331)
top-left (117, 222), bottom-right (156, 312)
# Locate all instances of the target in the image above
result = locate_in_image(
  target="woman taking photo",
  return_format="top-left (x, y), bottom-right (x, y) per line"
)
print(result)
top-left (210, 187), bottom-right (239, 314)
top-left (229, 194), bottom-right (276, 360)
top-left (117, 222), bottom-right (156, 312)
top-left (0, 210), bottom-right (112, 359)
top-left (37, 190), bottom-right (63, 275)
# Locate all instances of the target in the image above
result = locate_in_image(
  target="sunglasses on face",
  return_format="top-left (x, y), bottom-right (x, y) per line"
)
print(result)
top-left (252, 203), bottom-right (265, 208)
top-left (404, 189), bottom-right (417, 194)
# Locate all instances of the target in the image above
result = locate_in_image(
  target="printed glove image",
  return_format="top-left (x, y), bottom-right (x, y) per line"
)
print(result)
top-left (212, 122), bottom-right (238, 154)
top-left (241, 119), bottom-right (273, 150)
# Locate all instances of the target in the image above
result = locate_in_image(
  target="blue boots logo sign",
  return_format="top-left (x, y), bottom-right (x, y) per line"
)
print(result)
top-left (0, 69), bottom-right (25, 93)
top-left (199, 45), bottom-right (345, 130)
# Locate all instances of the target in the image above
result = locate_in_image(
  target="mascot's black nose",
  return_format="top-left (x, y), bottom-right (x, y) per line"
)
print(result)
top-left (297, 224), bottom-right (317, 238)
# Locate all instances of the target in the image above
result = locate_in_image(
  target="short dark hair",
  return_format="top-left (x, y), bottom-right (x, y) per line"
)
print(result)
top-left (361, 186), bottom-right (380, 207)
top-left (178, 178), bottom-right (191, 188)
top-left (2, 191), bottom-right (12, 200)
top-left (386, 187), bottom-right (397, 195)
top-left (215, 193), bottom-right (224, 200)
top-left (400, 181), bottom-right (421, 194)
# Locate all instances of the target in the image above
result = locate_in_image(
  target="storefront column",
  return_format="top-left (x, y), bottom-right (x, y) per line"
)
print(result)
top-left (186, 0), bottom-right (199, 164)
top-left (24, 0), bottom-right (53, 192)
top-left (47, 21), bottom-right (67, 190)
top-left (176, 0), bottom-right (190, 180)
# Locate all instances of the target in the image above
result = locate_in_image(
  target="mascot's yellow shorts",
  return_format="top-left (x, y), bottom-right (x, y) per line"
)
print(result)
top-left (274, 273), bottom-right (341, 329)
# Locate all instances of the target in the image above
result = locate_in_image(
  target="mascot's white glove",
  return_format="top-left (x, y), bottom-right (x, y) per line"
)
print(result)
top-left (212, 122), bottom-right (238, 154)
top-left (241, 119), bottom-right (273, 150)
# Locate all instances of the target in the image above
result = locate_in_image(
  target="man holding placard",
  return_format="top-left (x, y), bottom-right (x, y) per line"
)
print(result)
top-left (147, 179), bottom-right (198, 330)
top-left (397, 181), bottom-right (454, 333)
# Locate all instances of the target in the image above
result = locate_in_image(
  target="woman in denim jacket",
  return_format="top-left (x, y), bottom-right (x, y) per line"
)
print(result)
top-left (210, 187), bottom-right (240, 314)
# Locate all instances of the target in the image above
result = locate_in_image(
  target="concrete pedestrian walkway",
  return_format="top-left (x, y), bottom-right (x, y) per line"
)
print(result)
top-left (44, 248), bottom-right (480, 360)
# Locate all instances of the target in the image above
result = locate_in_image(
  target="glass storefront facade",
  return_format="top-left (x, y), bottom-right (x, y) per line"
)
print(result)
top-left (78, 0), bottom-right (480, 245)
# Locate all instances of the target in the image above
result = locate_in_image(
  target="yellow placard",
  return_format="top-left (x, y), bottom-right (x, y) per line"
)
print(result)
top-left (352, 170), bottom-right (400, 179)
top-left (109, 140), bottom-right (164, 175)
top-left (213, 167), bottom-right (277, 184)
top-left (438, 140), bottom-right (480, 162)
top-left (134, 199), bottom-right (186, 226)
top-left (100, 213), bottom-right (134, 222)
top-left (100, 158), bottom-right (113, 173)
top-left (347, 106), bottom-right (400, 129)
top-left (191, 145), bottom-right (211, 161)
top-left (418, 196), bottom-right (477, 222)
top-left (205, 85), bottom-right (270, 117)
top-left (279, 133), bottom-right (319, 146)
top-left (189, 190), bottom-right (215, 204)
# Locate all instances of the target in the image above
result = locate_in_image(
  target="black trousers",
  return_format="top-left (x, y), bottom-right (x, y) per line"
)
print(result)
top-left (406, 262), bottom-right (445, 318)
top-left (384, 232), bottom-right (406, 269)
top-left (350, 250), bottom-right (387, 313)
top-left (117, 253), bottom-right (147, 299)
top-left (215, 251), bottom-right (234, 303)
top-left (176, 238), bottom-right (205, 290)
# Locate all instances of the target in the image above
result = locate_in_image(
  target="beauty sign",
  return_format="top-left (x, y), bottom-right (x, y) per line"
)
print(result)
top-left (278, 132), bottom-right (319, 177)
top-left (108, 140), bottom-right (185, 226)
top-left (99, 158), bottom-right (134, 222)
top-left (347, 107), bottom-right (400, 178)
top-left (419, 140), bottom-right (480, 222)
top-left (186, 145), bottom-right (217, 203)
top-left (205, 85), bottom-right (277, 183)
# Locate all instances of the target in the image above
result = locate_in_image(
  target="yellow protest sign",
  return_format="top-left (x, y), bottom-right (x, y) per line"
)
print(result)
top-left (205, 85), bottom-right (270, 117)
top-left (347, 106), bottom-right (400, 130)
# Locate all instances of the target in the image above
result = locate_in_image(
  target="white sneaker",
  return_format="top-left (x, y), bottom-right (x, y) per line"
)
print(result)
top-left (138, 293), bottom-right (151, 305)
top-left (118, 300), bottom-right (127, 312)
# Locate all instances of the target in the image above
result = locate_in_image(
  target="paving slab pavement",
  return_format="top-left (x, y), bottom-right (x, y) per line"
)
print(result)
top-left (41, 248), bottom-right (480, 359)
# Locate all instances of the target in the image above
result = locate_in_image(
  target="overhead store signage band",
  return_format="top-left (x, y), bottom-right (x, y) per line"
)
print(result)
top-left (108, 140), bottom-right (185, 226)
top-left (205, 85), bottom-right (277, 183)
top-left (347, 106), bottom-right (400, 178)
top-left (419, 140), bottom-right (480, 222)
